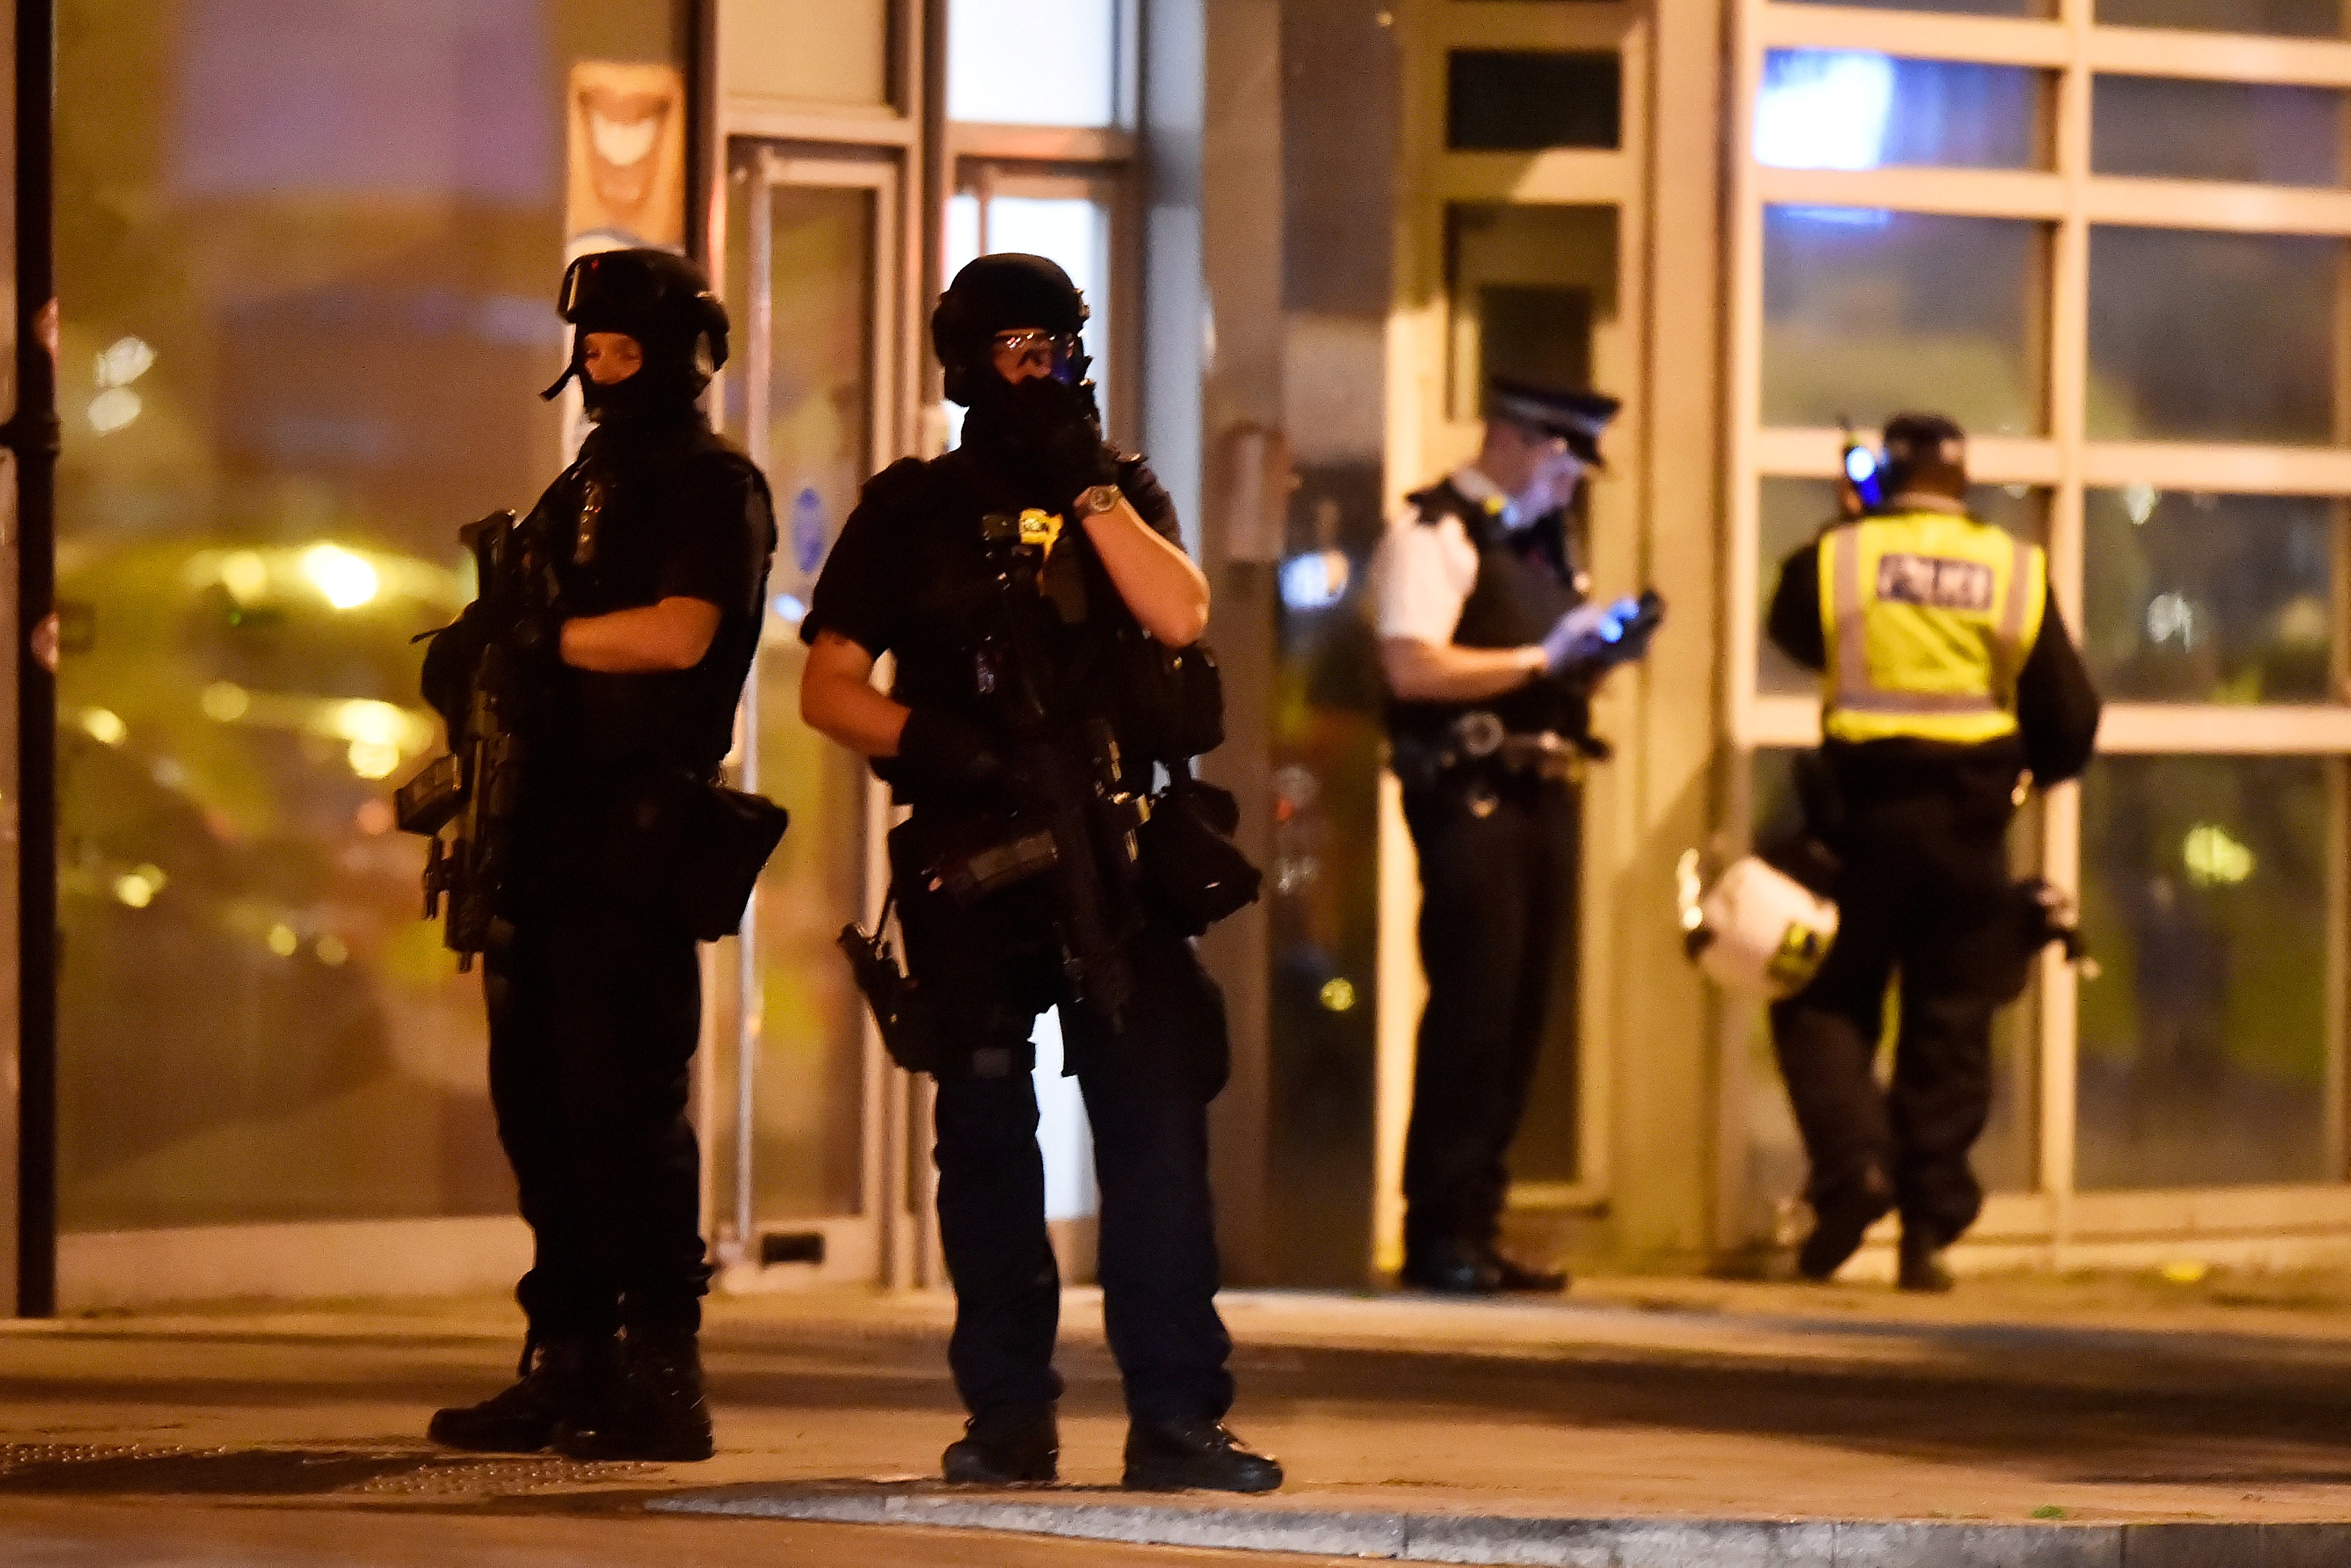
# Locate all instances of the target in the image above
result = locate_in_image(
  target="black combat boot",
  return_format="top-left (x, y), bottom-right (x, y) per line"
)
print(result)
top-left (428, 1329), bottom-right (614, 1454)
top-left (1399, 1239), bottom-right (1504, 1295)
top-left (1796, 1165), bottom-right (1895, 1283)
top-left (942, 1403), bottom-right (1059, 1485)
top-left (1122, 1418), bottom-right (1283, 1493)
top-left (1898, 1229), bottom-right (1955, 1293)
top-left (553, 1326), bottom-right (713, 1463)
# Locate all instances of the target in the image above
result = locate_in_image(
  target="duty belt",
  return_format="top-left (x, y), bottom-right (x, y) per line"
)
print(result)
top-left (1392, 710), bottom-right (1597, 807)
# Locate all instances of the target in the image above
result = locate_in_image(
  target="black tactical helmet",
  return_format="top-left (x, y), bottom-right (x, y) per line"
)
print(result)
top-left (930, 253), bottom-right (1090, 407)
top-left (541, 247), bottom-right (731, 402)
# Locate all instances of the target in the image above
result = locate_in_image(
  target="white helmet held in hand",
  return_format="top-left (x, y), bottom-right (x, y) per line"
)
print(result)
top-left (1676, 851), bottom-right (1839, 1000)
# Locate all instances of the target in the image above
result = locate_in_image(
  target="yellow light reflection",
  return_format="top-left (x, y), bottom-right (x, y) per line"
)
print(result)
top-left (301, 544), bottom-right (380, 611)
top-left (329, 699), bottom-right (407, 747)
top-left (266, 923), bottom-right (300, 958)
top-left (315, 934), bottom-right (350, 967)
top-left (87, 387), bottom-right (142, 435)
top-left (347, 739), bottom-right (400, 780)
top-left (2183, 824), bottom-right (2254, 888)
top-left (1319, 976), bottom-right (1358, 1013)
top-left (200, 682), bottom-right (251, 722)
top-left (80, 708), bottom-right (127, 746)
top-left (220, 551), bottom-right (269, 604)
top-left (112, 868), bottom-right (161, 909)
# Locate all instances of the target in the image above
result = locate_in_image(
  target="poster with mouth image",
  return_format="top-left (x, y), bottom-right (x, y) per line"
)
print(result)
top-left (560, 60), bottom-right (689, 456)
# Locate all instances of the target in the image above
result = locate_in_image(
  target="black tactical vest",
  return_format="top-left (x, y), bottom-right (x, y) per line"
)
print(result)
top-left (856, 447), bottom-right (1178, 811)
top-left (537, 411), bottom-right (775, 778)
top-left (1384, 477), bottom-right (1589, 746)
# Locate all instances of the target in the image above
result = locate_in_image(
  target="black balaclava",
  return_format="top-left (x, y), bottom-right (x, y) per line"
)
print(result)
top-left (542, 248), bottom-right (730, 426)
top-left (932, 254), bottom-right (1100, 483)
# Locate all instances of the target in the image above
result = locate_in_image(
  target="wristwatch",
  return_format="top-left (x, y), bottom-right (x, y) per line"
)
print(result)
top-left (1078, 483), bottom-right (1122, 516)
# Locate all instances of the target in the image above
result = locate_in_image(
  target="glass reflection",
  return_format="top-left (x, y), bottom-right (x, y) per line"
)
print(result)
top-left (57, 0), bottom-right (688, 1230)
top-left (2087, 228), bottom-right (2342, 445)
top-left (1763, 208), bottom-right (2047, 436)
top-left (1757, 52), bottom-right (2043, 172)
top-left (2076, 757), bottom-right (2334, 1191)
top-left (2082, 490), bottom-right (2333, 705)
top-left (2093, 76), bottom-right (2344, 188)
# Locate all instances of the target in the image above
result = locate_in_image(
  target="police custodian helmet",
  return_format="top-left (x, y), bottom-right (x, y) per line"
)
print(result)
top-left (541, 247), bottom-right (731, 402)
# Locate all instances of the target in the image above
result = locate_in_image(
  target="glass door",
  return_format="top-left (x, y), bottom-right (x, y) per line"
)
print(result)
top-left (711, 145), bottom-right (901, 1286)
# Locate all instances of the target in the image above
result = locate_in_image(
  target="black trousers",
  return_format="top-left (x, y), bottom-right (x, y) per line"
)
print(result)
top-left (1401, 779), bottom-right (1579, 1256)
top-left (904, 881), bottom-right (1235, 1425)
top-left (484, 823), bottom-right (710, 1340)
top-left (1769, 779), bottom-right (2016, 1248)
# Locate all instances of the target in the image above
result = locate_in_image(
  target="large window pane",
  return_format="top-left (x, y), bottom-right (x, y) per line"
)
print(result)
top-left (2097, 0), bottom-right (2344, 37)
top-left (1757, 52), bottom-right (2045, 171)
top-left (2082, 490), bottom-right (2334, 704)
top-left (2093, 76), bottom-right (2344, 188)
top-left (1757, 479), bottom-right (2048, 696)
top-left (2077, 756), bottom-right (2335, 1191)
top-left (948, 0), bottom-right (1120, 127)
top-left (1763, 209), bottom-right (2047, 436)
top-left (2087, 228), bottom-right (2342, 445)
top-left (57, 0), bottom-right (688, 1230)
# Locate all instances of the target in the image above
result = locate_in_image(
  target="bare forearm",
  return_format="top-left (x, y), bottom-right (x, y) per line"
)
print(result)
top-left (1081, 500), bottom-right (1210, 646)
top-left (803, 673), bottom-right (908, 758)
top-left (1380, 637), bottom-right (1546, 702)
top-left (561, 598), bottom-right (720, 672)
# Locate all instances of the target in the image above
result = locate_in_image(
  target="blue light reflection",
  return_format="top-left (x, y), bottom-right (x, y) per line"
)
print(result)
top-left (1755, 50), bottom-right (1896, 171)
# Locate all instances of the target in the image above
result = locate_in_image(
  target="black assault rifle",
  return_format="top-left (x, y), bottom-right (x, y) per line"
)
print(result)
top-left (393, 506), bottom-right (560, 970)
top-left (975, 512), bottom-right (1149, 1030)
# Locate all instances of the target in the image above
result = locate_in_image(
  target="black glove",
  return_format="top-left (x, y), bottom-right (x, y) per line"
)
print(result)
top-left (896, 707), bottom-right (1007, 788)
top-left (503, 603), bottom-right (566, 666)
top-left (1038, 420), bottom-right (1118, 511)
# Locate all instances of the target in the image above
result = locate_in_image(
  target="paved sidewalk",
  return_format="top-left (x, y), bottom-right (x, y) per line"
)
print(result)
top-left (1, 1272), bottom-right (2350, 1561)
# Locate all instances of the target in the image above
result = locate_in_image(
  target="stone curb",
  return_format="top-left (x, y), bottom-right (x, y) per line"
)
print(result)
top-left (648, 1487), bottom-right (2351, 1566)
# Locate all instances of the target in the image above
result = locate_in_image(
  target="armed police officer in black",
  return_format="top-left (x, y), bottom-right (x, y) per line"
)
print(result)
top-left (425, 250), bottom-right (777, 1463)
top-left (801, 255), bottom-right (1280, 1494)
top-left (1375, 378), bottom-right (1654, 1297)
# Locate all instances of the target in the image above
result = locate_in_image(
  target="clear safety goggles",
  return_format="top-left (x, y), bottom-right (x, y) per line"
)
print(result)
top-left (991, 329), bottom-right (1083, 383)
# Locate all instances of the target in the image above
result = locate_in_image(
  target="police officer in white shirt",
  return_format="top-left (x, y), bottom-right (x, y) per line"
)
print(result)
top-left (1372, 377), bottom-right (1646, 1295)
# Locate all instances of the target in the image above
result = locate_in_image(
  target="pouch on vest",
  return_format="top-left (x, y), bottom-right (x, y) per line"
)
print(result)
top-left (1138, 764), bottom-right (1262, 937)
top-left (613, 771), bottom-right (790, 941)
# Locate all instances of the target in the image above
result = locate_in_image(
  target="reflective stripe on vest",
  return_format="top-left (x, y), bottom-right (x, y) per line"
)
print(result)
top-left (1818, 513), bottom-right (2047, 746)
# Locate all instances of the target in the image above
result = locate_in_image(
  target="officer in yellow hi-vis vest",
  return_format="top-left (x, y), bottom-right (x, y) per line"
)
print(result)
top-left (1765, 413), bottom-right (2100, 1291)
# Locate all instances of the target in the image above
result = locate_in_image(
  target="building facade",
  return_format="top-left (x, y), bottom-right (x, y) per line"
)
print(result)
top-left (5, 0), bottom-right (2350, 1307)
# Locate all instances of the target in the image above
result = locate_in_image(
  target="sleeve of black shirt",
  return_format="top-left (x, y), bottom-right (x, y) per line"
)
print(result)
top-left (800, 459), bottom-right (921, 659)
top-left (1116, 455), bottom-right (1186, 549)
top-left (1767, 539), bottom-right (1826, 671)
top-left (655, 455), bottom-right (773, 618)
top-left (2016, 587), bottom-right (2102, 786)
